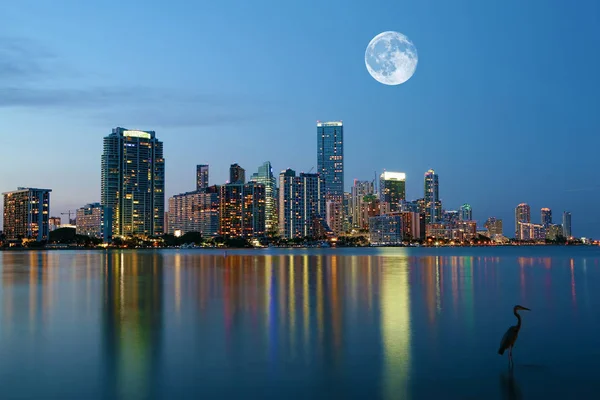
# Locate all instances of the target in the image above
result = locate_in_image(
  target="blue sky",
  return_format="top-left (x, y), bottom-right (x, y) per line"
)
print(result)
top-left (1, 0), bottom-right (599, 236)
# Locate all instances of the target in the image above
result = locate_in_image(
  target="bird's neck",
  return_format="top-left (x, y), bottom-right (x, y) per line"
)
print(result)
top-left (514, 309), bottom-right (522, 328)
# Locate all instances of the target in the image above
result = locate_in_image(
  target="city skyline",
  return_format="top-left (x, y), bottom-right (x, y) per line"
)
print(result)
top-left (1, 0), bottom-right (599, 236)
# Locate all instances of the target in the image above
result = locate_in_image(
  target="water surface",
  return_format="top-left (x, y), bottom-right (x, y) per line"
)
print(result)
top-left (0, 247), bottom-right (599, 399)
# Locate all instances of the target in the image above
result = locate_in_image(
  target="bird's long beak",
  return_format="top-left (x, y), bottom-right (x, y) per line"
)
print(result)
top-left (521, 306), bottom-right (531, 311)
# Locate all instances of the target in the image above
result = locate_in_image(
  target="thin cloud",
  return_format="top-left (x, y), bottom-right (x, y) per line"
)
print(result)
top-left (0, 35), bottom-right (265, 128)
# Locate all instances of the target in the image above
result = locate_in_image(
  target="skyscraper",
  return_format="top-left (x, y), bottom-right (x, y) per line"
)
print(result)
top-left (562, 211), bottom-right (572, 238)
top-left (317, 121), bottom-right (344, 235)
top-left (514, 203), bottom-right (531, 239)
top-left (351, 180), bottom-right (375, 229)
top-left (278, 169), bottom-right (326, 239)
top-left (379, 172), bottom-right (406, 213)
top-left (251, 161), bottom-right (277, 233)
top-left (459, 204), bottom-right (472, 221)
top-left (541, 208), bottom-right (552, 227)
top-left (101, 127), bottom-right (165, 237)
top-left (424, 169), bottom-right (441, 223)
top-left (196, 164), bottom-right (209, 191)
top-left (229, 163), bottom-right (245, 184)
top-left (317, 121), bottom-right (344, 198)
top-left (2, 187), bottom-right (51, 241)
top-left (219, 182), bottom-right (265, 237)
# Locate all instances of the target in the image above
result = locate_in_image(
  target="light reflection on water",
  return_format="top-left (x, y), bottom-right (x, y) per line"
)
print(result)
top-left (0, 247), bottom-right (600, 399)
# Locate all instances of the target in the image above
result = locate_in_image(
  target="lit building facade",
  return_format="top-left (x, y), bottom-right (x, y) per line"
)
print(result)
top-left (76, 203), bottom-right (113, 241)
top-left (196, 164), bottom-right (209, 191)
top-left (351, 180), bottom-right (375, 229)
top-left (541, 207), bottom-right (552, 227)
top-left (379, 172), bottom-right (406, 213)
top-left (369, 214), bottom-right (402, 245)
top-left (399, 211), bottom-right (422, 241)
top-left (562, 211), bottom-right (572, 238)
top-left (168, 186), bottom-right (220, 237)
top-left (326, 200), bottom-right (344, 236)
top-left (424, 169), bottom-right (442, 223)
top-left (514, 203), bottom-right (531, 239)
top-left (251, 161), bottom-right (277, 232)
top-left (518, 222), bottom-right (546, 241)
top-left (459, 204), bottom-right (472, 221)
top-left (278, 169), bottom-right (326, 239)
top-left (101, 127), bottom-right (165, 237)
top-left (2, 187), bottom-right (51, 241)
top-left (484, 217), bottom-right (503, 237)
top-left (219, 183), bottom-right (265, 238)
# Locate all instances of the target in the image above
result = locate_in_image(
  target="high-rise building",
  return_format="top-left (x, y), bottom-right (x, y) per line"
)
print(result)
top-left (484, 217), bottom-right (503, 237)
top-left (76, 203), bottom-right (113, 241)
top-left (514, 203), bottom-right (531, 239)
top-left (562, 211), bottom-right (572, 238)
top-left (251, 161), bottom-right (277, 232)
top-left (196, 164), bottom-right (209, 191)
top-left (351, 180), bottom-right (375, 229)
top-left (424, 169), bottom-right (441, 223)
top-left (541, 208), bottom-right (552, 227)
top-left (168, 186), bottom-right (220, 237)
top-left (101, 127), bottom-right (165, 237)
top-left (2, 187), bottom-right (51, 241)
top-left (229, 163), bottom-right (245, 184)
top-left (278, 169), bottom-right (326, 239)
top-left (343, 192), bottom-right (352, 232)
top-left (459, 204), bottom-right (472, 221)
top-left (219, 183), bottom-right (265, 237)
top-left (317, 121), bottom-right (344, 235)
top-left (317, 121), bottom-right (344, 199)
top-left (379, 172), bottom-right (406, 213)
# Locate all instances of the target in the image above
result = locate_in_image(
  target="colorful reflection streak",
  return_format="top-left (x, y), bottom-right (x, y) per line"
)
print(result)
top-left (101, 251), bottom-right (163, 399)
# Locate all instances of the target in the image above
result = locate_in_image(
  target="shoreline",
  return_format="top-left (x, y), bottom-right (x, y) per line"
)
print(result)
top-left (0, 243), bottom-right (594, 252)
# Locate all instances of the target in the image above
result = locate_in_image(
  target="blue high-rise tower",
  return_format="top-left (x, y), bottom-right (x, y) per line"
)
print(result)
top-left (317, 121), bottom-right (344, 199)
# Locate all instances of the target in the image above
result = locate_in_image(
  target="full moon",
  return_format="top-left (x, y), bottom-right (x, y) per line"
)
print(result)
top-left (365, 31), bottom-right (418, 86)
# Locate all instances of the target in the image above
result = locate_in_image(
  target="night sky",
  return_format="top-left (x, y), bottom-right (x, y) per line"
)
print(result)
top-left (1, 0), bottom-right (599, 236)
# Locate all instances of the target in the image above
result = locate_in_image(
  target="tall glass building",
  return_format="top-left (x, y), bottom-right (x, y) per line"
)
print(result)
top-left (317, 121), bottom-right (344, 199)
top-left (251, 161), bottom-right (277, 232)
top-left (562, 211), bottom-right (572, 238)
top-left (541, 207), bottom-right (552, 227)
top-left (379, 172), bottom-right (406, 213)
top-left (278, 169), bottom-right (326, 239)
top-left (101, 127), bottom-right (165, 237)
top-left (424, 169), bottom-right (441, 223)
top-left (196, 164), bottom-right (209, 191)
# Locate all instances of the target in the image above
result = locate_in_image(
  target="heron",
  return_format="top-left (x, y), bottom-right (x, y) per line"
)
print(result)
top-left (498, 305), bottom-right (531, 365)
